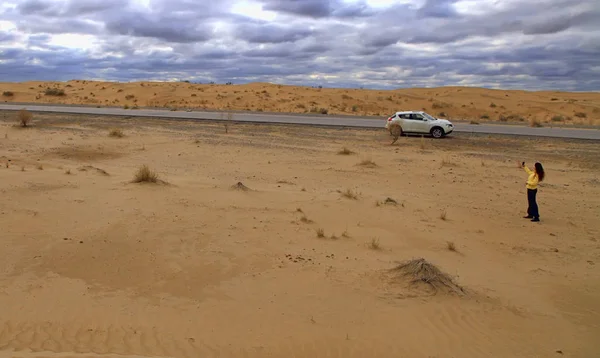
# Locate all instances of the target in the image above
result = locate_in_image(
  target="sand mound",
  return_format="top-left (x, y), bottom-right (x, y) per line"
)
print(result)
top-left (388, 258), bottom-right (466, 297)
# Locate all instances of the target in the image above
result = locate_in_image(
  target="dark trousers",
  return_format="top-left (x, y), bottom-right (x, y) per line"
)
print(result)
top-left (527, 189), bottom-right (539, 218)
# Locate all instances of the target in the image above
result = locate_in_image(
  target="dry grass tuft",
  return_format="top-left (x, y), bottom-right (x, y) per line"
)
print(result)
top-left (338, 147), bottom-right (355, 155)
top-left (132, 165), bottom-right (159, 183)
top-left (231, 181), bottom-right (251, 191)
top-left (447, 241), bottom-right (456, 251)
top-left (341, 188), bottom-right (359, 200)
top-left (108, 128), bottom-right (124, 138)
top-left (369, 238), bottom-right (381, 250)
top-left (358, 159), bottom-right (377, 168)
top-left (440, 210), bottom-right (447, 221)
top-left (384, 197), bottom-right (398, 205)
top-left (389, 258), bottom-right (465, 296)
top-left (528, 118), bottom-right (543, 128)
top-left (440, 157), bottom-right (458, 168)
top-left (300, 215), bottom-right (313, 224)
top-left (341, 229), bottom-right (350, 238)
top-left (389, 124), bottom-right (402, 145)
top-left (65, 169), bottom-right (71, 175)
top-left (316, 228), bottom-right (325, 238)
top-left (419, 136), bottom-right (427, 150)
top-left (17, 109), bottom-right (33, 127)
top-left (36, 164), bottom-right (43, 170)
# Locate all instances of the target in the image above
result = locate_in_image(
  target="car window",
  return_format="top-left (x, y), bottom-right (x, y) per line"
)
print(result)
top-left (411, 114), bottom-right (424, 120)
top-left (399, 114), bottom-right (411, 119)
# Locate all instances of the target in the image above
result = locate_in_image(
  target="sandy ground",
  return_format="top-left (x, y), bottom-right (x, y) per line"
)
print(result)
top-left (2, 80), bottom-right (600, 126)
top-left (1, 110), bottom-right (600, 358)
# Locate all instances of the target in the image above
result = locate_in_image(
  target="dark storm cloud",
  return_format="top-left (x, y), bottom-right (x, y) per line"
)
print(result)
top-left (104, 13), bottom-right (213, 43)
top-left (17, 18), bottom-right (102, 34)
top-left (235, 23), bottom-right (314, 44)
top-left (1, 0), bottom-right (599, 91)
top-left (259, 0), bottom-right (374, 18)
top-left (417, 0), bottom-right (460, 18)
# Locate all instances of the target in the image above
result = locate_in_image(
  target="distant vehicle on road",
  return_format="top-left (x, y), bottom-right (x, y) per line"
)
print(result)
top-left (385, 111), bottom-right (454, 138)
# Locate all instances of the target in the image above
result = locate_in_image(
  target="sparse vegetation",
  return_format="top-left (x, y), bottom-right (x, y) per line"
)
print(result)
top-left (447, 241), bottom-right (456, 251)
top-left (132, 165), bottom-right (159, 183)
top-left (108, 128), bottom-right (124, 138)
top-left (358, 159), bottom-right (377, 168)
top-left (389, 258), bottom-right (465, 295)
top-left (300, 215), bottom-right (313, 224)
top-left (2, 91), bottom-right (14, 97)
top-left (231, 182), bottom-right (251, 191)
top-left (490, 103), bottom-right (497, 108)
top-left (440, 210), bottom-right (447, 221)
top-left (574, 112), bottom-right (587, 118)
top-left (316, 228), bottom-right (325, 238)
top-left (341, 188), bottom-right (359, 200)
top-left (338, 147), bottom-right (355, 155)
top-left (470, 120), bottom-right (480, 125)
top-left (17, 109), bottom-right (33, 127)
top-left (528, 118), bottom-right (543, 128)
top-left (44, 88), bottom-right (65, 96)
top-left (551, 115), bottom-right (564, 122)
top-left (369, 238), bottom-right (381, 250)
top-left (480, 115), bottom-right (490, 119)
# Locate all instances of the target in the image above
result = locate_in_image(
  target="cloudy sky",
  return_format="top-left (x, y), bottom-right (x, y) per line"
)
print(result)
top-left (1, 0), bottom-right (599, 90)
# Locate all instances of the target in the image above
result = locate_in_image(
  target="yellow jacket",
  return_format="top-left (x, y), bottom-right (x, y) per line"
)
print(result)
top-left (524, 166), bottom-right (539, 189)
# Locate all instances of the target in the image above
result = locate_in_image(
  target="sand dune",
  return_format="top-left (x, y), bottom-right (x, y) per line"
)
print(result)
top-left (1, 111), bottom-right (599, 357)
top-left (1, 80), bottom-right (600, 126)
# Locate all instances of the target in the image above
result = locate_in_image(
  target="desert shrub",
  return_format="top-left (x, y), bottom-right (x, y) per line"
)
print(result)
top-left (108, 128), bottom-right (124, 138)
top-left (528, 118), bottom-right (543, 127)
top-left (2, 91), bottom-right (14, 97)
top-left (132, 165), bottom-right (159, 183)
top-left (574, 112), bottom-right (587, 118)
top-left (551, 115), bottom-right (564, 122)
top-left (17, 109), bottom-right (32, 127)
top-left (44, 88), bottom-right (65, 96)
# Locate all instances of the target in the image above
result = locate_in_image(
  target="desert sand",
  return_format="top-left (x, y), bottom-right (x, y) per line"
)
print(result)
top-left (2, 80), bottom-right (600, 126)
top-left (1, 110), bottom-right (600, 357)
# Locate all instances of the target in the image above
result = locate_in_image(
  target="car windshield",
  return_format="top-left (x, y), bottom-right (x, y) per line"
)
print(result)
top-left (422, 113), bottom-right (436, 121)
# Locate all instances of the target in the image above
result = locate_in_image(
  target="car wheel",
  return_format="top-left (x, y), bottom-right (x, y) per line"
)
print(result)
top-left (431, 127), bottom-right (444, 138)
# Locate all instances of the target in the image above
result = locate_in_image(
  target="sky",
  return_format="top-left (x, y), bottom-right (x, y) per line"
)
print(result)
top-left (0, 0), bottom-right (599, 91)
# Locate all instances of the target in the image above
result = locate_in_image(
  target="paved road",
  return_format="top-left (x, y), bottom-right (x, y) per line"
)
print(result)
top-left (1, 103), bottom-right (599, 140)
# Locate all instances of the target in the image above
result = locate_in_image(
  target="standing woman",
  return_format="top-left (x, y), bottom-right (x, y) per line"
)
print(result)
top-left (520, 161), bottom-right (545, 222)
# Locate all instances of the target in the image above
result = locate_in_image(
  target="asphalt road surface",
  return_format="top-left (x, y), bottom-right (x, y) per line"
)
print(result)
top-left (1, 103), bottom-right (599, 140)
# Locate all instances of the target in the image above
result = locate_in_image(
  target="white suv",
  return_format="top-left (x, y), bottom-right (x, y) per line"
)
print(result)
top-left (385, 111), bottom-right (454, 138)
